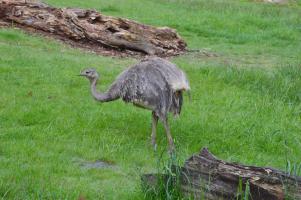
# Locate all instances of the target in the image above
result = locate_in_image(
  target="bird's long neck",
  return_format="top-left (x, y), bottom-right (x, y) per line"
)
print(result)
top-left (90, 78), bottom-right (116, 102)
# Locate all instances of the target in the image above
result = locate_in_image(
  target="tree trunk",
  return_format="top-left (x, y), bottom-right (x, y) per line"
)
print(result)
top-left (142, 148), bottom-right (301, 200)
top-left (0, 0), bottom-right (186, 57)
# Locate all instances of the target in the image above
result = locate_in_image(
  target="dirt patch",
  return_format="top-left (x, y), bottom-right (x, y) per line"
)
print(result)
top-left (74, 158), bottom-right (117, 170)
top-left (0, 21), bottom-right (10, 27)
top-left (80, 160), bottom-right (116, 169)
top-left (264, 0), bottom-right (288, 3)
top-left (254, 0), bottom-right (296, 4)
top-left (186, 49), bottom-right (219, 58)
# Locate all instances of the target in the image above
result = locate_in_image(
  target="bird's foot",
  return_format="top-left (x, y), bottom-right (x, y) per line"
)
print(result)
top-left (153, 144), bottom-right (157, 152)
top-left (168, 145), bottom-right (175, 156)
top-left (151, 139), bottom-right (157, 152)
top-left (167, 138), bottom-right (175, 154)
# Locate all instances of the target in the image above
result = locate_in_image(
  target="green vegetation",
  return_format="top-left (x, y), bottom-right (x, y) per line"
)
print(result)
top-left (1, 0), bottom-right (301, 199)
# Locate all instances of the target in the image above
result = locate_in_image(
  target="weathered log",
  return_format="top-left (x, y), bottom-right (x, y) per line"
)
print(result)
top-left (0, 0), bottom-right (186, 56)
top-left (142, 148), bottom-right (301, 200)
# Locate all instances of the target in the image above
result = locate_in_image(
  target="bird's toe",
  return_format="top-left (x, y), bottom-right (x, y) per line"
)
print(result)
top-left (153, 144), bottom-right (157, 152)
top-left (168, 145), bottom-right (175, 155)
top-left (151, 140), bottom-right (157, 151)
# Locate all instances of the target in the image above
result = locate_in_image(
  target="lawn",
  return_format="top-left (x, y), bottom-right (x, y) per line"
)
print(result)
top-left (1, 0), bottom-right (301, 199)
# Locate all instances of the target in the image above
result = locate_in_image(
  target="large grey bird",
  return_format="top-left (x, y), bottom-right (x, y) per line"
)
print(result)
top-left (79, 57), bottom-right (190, 153)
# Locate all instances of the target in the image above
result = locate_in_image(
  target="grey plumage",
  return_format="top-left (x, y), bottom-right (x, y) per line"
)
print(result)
top-left (80, 57), bottom-right (190, 153)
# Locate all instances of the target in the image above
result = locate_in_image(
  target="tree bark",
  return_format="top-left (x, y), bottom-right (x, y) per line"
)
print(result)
top-left (0, 0), bottom-right (186, 56)
top-left (142, 148), bottom-right (301, 200)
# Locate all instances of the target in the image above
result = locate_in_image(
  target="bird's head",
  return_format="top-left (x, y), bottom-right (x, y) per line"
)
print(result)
top-left (79, 68), bottom-right (100, 81)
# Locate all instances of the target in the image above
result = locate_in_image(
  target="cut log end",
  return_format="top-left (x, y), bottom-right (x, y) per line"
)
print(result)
top-left (0, 0), bottom-right (187, 57)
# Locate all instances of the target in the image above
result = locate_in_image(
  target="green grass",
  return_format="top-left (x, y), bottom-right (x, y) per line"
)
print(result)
top-left (1, 0), bottom-right (301, 199)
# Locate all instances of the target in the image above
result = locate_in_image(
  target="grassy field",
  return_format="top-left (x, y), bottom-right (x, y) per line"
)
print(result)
top-left (1, 0), bottom-right (301, 199)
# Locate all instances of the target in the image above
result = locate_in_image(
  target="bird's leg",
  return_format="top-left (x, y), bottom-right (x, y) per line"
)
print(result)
top-left (151, 111), bottom-right (158, 151)
top-left (162, 116), bottom-right (175, 154)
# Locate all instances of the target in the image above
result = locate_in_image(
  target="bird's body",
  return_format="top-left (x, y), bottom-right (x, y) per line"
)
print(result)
top-left (106, 57), bottom-right (190, 116)
top-left (80, 57), bottom-right (190, 152)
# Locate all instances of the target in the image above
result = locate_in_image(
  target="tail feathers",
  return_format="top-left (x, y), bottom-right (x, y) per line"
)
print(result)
top-left (169, 71), bottom-right (190, 92)
top-left (173, 83), bottom-right (191, 102)
top-left (170, 81), bottom-right (190, 92)
top-left (171, 91), bottom-right (183, 117)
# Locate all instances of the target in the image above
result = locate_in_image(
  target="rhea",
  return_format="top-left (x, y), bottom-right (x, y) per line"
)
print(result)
top-left (79, 57), bottom-right (190, 153)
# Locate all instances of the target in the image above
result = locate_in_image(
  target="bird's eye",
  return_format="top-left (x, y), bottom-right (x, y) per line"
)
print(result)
top-left (86, 71), bottom-right (89, 74)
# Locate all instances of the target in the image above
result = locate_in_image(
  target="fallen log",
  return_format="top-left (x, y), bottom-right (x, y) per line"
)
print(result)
top-left (0, 0), bottom-right (186, 57)
top-left (142, 148), bottom-right (301, 200)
